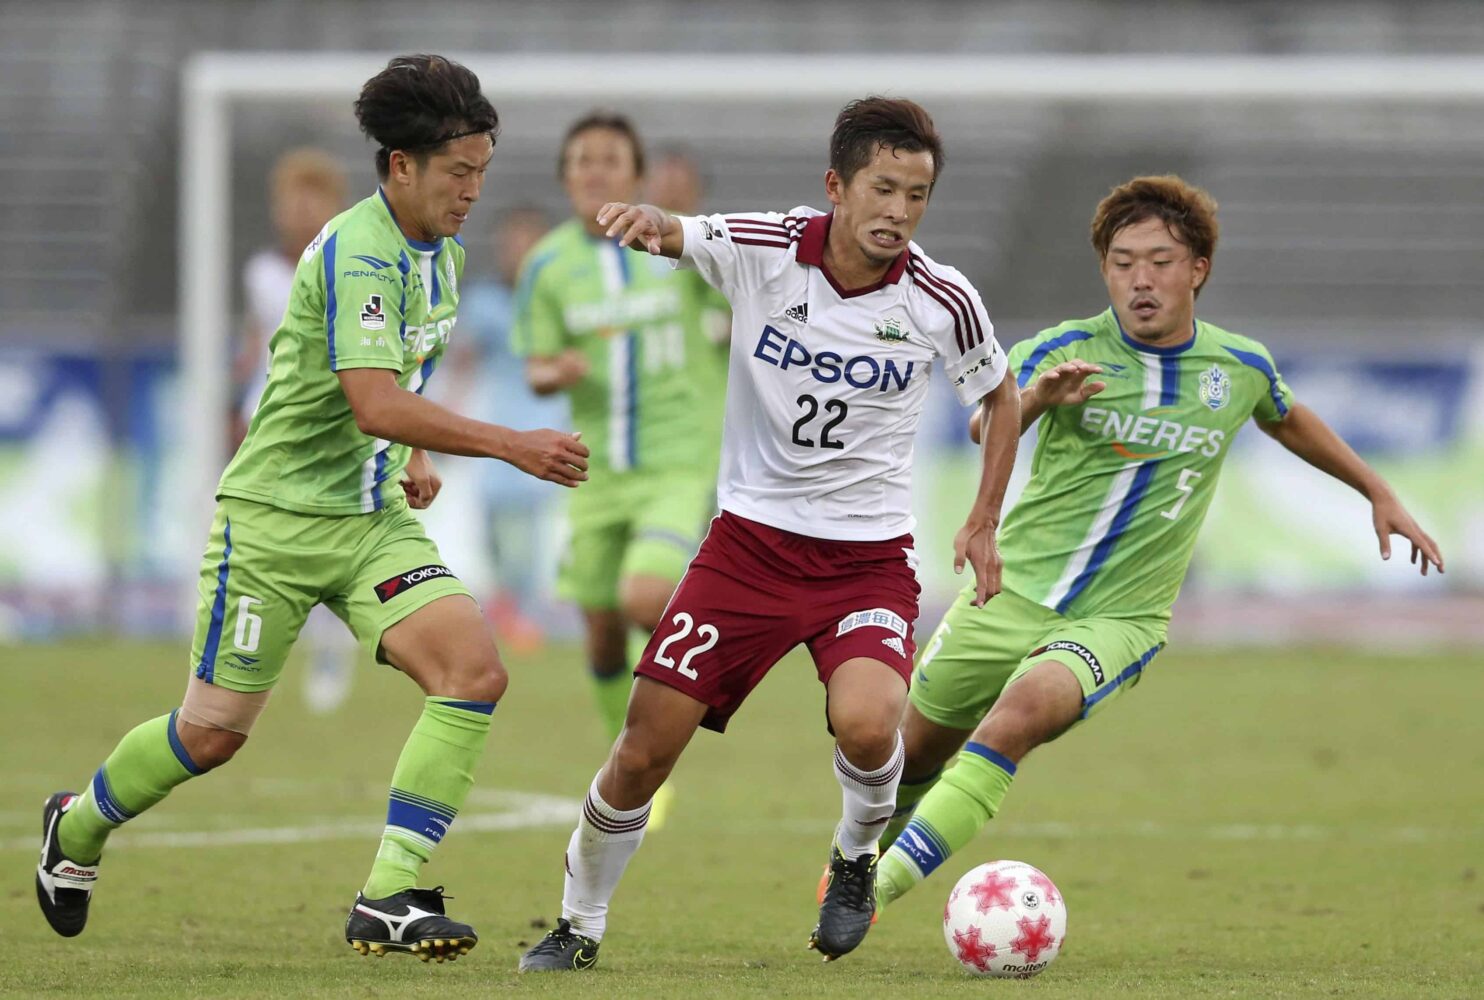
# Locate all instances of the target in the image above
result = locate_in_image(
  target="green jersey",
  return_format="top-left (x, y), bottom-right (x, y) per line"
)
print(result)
top-left (998, 308), bottom-right (1295, 622)
top-left (511, 219), bottom-right (725, 477)
top-left (219, 189), bottom-right (463, 515)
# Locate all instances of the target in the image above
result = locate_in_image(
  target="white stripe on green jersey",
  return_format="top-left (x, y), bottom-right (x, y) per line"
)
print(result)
top-left (997, 308), bottom-right (1294, 622)
top-left (218, 189), bottom-right (464, 516)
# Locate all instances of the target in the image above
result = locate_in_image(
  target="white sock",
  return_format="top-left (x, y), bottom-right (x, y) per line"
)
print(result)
top-left (833, 734), bottom-right (905, 859)
top-left (560, 777), bottom-right (651, 941)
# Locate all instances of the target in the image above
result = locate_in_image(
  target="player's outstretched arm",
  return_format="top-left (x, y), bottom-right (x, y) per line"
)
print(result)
top-left (598, 202), bottom-right (684, 258)
top-left (1259, 402), bottom-right (1443, 575)
top-left (969, 361), bottom-right (1104, 442)
top-left (955, 374), bottom-right (1022, 607)
top-left (337, 368), bottom-right (590, 488)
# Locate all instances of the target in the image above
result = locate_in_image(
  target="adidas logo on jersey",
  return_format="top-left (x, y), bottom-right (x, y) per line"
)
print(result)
top-left (882, 636), bottom-right (905, 656)
top-left (785, 303), bottom-right (808, 324)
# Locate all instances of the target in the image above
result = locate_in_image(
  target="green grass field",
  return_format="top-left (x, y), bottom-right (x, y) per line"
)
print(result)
top-left (2, 639), bottom-right (1481, 998)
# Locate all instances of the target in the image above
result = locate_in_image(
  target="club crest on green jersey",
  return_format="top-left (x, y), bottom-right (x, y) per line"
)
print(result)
top-left (874, 316), bottom-right (910, 343)
top-left (1198, 364), bottom-right (1230, 411)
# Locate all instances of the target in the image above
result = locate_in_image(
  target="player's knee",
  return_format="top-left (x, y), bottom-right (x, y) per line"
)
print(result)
top-left (177, 721), bottom-right (247, 771)
top-left (979, 688), bottom-right (1073, 759)
top-left (610, 729), bottom-right (678, 785)
top-left (618, 585), bottom-right (670, 633)
top-left (835, 717), bottom-right (901, 770)
top-left (457, 647), bottom-right (508, 704)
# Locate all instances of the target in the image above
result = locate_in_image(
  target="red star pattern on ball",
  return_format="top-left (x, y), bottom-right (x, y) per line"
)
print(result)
top-left (1010, 912), bottom-right (1056, 963)
top-left (1028, 870), bottom-right (1061, 907)
top-left (952, 925), bottom-right (998, 971)
top-left (968, 869), bottom-right (1018, 913)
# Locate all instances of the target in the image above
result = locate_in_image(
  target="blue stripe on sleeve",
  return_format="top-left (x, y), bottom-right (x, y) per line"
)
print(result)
top-left (1223, 346), bottom-right (1290, 417)
top-left (195, 516), bottom-right (233, 683)
top-left (323, 233), bottom-right (340, 370)
top-left (1016, 330), bottom-right (1094, 387)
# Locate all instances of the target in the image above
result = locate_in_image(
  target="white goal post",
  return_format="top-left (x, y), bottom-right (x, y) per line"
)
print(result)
top-left (179, 52), bottom-right (1484, 522)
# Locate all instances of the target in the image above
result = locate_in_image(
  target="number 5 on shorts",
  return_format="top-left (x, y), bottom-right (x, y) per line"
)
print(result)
top-left (653, 612), bottom-right (720, 679)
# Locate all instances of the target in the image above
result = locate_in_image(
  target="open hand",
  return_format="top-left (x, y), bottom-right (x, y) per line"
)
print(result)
top-left (1032, 361), bottom-right (1106, 408)
top-left (597, 202), bottom-right (664, 254)
top-left (1372, 493), bottom-right (1444, 576)
top-left (509, 429), bottom-right (590, 488)
top-left (954, 516), bottom-right (1003, 607)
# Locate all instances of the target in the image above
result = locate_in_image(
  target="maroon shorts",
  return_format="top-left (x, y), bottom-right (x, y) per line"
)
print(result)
top-left (635, 511), bottom-right (921, 732)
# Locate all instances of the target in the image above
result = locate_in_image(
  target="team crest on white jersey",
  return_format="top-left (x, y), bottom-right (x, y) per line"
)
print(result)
top-left (874, 315), bottom-right (911, 343)
top-left (1198, 364), bottom-right (1230, 411)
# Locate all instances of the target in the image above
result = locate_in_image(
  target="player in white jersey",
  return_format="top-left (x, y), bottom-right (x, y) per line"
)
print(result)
top-left (520, 97), bottom-right (1022, 972)
top-left (236, 148), bottom-right (360, 714)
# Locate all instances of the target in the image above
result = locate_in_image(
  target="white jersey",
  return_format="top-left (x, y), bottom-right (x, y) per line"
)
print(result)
top-left (240, 249), bottom-right (296, 421)
top-left (676, 207), bottom-right (1007, 541)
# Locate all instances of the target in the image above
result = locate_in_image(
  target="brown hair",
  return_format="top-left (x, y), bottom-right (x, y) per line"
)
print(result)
top-left (269, 148), bottom-right (346, 204)
top-left (830, 97), bottom-right (944, 185)
top-left (1091, 175), bottom-right (1219, 290)
top-left (558, 110), bottom-right (646, 179)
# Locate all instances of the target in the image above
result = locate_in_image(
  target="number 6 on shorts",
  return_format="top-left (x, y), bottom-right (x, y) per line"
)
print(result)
top-left (653, 612), bottom-right (720, 680)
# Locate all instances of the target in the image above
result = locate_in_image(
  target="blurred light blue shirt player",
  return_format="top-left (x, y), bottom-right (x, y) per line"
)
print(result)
top-left (457, 206), bottom-right (564, 644)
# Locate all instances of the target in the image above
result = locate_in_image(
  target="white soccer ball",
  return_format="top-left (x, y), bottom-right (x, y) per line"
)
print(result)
top-left (942, 860), bottom-right (1067, 978)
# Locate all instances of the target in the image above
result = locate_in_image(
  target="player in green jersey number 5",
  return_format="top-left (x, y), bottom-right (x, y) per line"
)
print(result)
top-left (867, 174), bottom-right (1444, 915)
top-left (513, 113), bottom-right (725, 771)
top-left (34, 55), bottom-right (589, 962)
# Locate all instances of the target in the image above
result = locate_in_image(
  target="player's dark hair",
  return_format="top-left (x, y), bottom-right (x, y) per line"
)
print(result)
top-left (830, 97), bottom-right (944, 187)
top-left (354, 54), bottom-right (499, 180)
top-left (1091, 175), bottom-right (1219, 295)
top-left (558, 110), bottom-right (646, 179)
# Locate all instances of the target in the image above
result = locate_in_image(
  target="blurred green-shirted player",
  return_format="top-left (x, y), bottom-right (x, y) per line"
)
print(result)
top-left (865, 175), bottom-right (1445, 915)
top-left (514, 114), bottom-right (726, 755)
top-left (34, 55), bottom-right (590, 958)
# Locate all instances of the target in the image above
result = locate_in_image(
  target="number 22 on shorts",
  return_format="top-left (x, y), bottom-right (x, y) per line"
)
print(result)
top-left (653, 612), bottom-right (720, 679)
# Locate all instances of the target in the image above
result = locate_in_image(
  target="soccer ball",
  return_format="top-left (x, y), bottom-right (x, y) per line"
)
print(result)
top-left (943, 860), bottom-right (1067, 978)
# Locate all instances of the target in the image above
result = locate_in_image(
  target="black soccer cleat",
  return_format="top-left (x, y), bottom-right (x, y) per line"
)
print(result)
top-left (517, 917), bottom-right (600, 972)
top-left (808, 844), bottom-right (878, 961)
top-left (345, 886), bottom-right (477, 963)
top-left (36, 791), bottom-right (100, 938)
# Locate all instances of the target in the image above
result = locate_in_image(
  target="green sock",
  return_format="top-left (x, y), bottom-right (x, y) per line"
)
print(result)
top-left (590, 669), bottom-right (633, 742)
top-left (877, 742), bottom-right (1016, 906)
top-left (363, 697), bottom-right (495, 899)
top-left (58, 710), bottom-right (204, 864)
top-left (877, 768), bottom-right (944, 853)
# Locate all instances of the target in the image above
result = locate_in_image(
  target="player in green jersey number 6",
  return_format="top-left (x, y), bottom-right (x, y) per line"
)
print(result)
top-left (513, 113), bottom-right (726, 784)
top-left (33, 55), bottom-right (589, 962)
top-left (867, 174), bottom-right (1444, 915)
